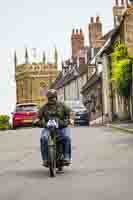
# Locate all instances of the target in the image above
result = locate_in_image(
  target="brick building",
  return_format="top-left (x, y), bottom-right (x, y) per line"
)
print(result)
top-left (71, 29), bottom-right (84, 59)
top-left (82, 0), bottom-right (133, 124)
top-left (52, 14), bottom-right (105, 103)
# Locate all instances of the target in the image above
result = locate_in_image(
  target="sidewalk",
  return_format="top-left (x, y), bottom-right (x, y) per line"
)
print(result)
top-left (90, 116), bottom-right (104, 126)
top-left (107, 121), bottom-right (133, 134)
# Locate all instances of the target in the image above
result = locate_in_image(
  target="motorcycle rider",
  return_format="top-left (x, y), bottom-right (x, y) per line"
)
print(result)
top-left (38, 89), bottom-right (72, 166)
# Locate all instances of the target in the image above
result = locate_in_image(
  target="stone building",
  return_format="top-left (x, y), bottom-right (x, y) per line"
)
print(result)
top-left (98, 1), bottom-right (133, 121)
top-left (82, 0), bottom-right (133, 124)
top-left (51, 15), bottom-right (105, 104)
top-left (15, 48), bottom-right (58, 106)
top-left (51, 63), bottom-right (88, 102)
top-left (81, 72), bottom-right (102, 124)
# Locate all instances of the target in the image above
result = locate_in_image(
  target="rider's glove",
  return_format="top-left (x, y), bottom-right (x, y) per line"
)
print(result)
top-left (58, 119), bottom-right (69, 128)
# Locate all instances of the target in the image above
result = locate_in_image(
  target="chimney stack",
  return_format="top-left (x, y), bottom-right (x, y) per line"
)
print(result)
top-left (96, 16), bottom-right (100, 23)
top-left (76, 29), bottom-right (79, 34)
top-left (71, 28), bottom-right (84, 58)
top-left (72, 29), bottom-right (75, 34)
top-left (126, 0), bottom-right (129, 7)
top-left (89, 16), bottom-right (103, 48)
top-left (121, 0), bottom-right (124, 5)
top-left (113, 0), bottom-right (125, 27)
top-left (90, 17), bottom-right (94, 23)
top-left (115, 0), bottom-right (119, 6)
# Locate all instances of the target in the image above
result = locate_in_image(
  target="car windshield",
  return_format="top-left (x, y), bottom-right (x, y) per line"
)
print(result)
top-left (16, 105), bottom-right (38, 112)
top-left (64, 101), bottom-right (85, 110)
top-left (72, 106), bottom-right (85, 110)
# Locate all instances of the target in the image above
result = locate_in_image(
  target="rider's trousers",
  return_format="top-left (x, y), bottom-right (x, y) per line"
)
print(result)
top-left (40, 127), bottom-right (71, 161)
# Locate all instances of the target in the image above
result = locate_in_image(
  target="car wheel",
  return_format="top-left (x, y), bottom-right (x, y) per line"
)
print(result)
top-left (12, 124), bottom-right (17, 129)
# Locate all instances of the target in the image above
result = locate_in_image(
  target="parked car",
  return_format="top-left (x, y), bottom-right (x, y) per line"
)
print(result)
top-left (64, 100), bottom-right (89, 126)
top-left (12, 103), bottom-right (39, 129)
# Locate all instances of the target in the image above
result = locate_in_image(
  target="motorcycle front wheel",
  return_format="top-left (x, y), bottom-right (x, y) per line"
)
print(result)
top-left (48, 145), bottom-right (56, 177)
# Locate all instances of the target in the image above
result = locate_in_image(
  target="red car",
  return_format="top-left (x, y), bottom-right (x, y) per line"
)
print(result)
top-left (12, 103), bottom-right (39, 129)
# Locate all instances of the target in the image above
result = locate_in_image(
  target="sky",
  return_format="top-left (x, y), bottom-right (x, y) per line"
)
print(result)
top-left (0, 0), bottom-right (114, 117)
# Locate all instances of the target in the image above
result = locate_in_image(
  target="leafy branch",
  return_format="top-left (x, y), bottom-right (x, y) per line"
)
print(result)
top-left (111, 42), bottom-right (132, 97)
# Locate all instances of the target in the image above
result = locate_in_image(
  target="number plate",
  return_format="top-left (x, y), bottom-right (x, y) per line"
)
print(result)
top-left (23, 119), bottom-right (32, 123)
top-left (75, 116), bottom-right (80, 119)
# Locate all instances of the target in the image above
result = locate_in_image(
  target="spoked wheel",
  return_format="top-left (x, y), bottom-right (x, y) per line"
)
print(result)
top-left (50, 165), bottom-right (56, 177)
top-left (56, 140), bottom-right (64, 174)
top-left (48, 146), bottom-right (56, 177)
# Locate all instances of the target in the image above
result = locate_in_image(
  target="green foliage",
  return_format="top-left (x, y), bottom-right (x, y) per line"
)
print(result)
top-left (0, 115), bottom-right (10, 130)
top-left (0, 124), bottom-right (9, 130)
top-left (111, 43), bottom-right (132, 97)
top-left (112, 42), bottom-right (128, 62)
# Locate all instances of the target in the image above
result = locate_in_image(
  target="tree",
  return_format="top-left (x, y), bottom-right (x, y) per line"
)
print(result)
top-left (111, 42), bottom-right (132, 97)
top-left (111, 42), bottom-right (132, 115)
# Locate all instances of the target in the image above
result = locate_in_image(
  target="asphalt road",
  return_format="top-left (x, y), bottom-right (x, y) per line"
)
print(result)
top-left (0, 126), bottom-right (133, 200)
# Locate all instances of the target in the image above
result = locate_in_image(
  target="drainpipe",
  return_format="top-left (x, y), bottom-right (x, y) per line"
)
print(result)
top-left (101, 76), bottom-right (104, 125)
top-left (108, 55), bottom-right (114, 122)
top-left (64, 86), bottom-right (66, 101)
top-left (104, 53), bottom-right (113, 122)
top-left (96, 57), bottom-right (104, 124)
top-left (131, 59), bottom-right (133, 120)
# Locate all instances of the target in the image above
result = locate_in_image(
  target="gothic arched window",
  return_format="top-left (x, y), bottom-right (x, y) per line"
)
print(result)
top-left (39, 82), bottom-right (47, 96)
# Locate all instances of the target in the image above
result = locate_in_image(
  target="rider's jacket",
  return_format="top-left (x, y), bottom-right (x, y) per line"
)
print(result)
top-left (38, 102), bottom-right (71, 128)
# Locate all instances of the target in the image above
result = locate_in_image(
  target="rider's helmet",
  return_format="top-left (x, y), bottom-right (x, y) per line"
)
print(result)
top-left (46, 89), bottom-right (57, 100)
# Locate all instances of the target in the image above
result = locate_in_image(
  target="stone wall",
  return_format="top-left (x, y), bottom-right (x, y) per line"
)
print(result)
top-left (15, 63), bottom-right (58, 106)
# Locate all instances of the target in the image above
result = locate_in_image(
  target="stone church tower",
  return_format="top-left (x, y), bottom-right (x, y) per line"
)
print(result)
top-left (15, 48), bottom-right (58, 106)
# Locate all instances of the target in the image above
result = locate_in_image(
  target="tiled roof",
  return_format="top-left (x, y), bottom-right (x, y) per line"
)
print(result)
top-left (98, 9), bottom-right (130, 56)
top-left (50, 71), bottom-right (63, 89)
top-left (51, 64), bottom-right (88, 89)
top-left (101, 29), bottom-right (115, 41)
top-left (81, 72), bottom-right (102, 94)
top-left (81, 11), bottom-right (130, 94)
top-left (99, 26), bottom-right (120, 56)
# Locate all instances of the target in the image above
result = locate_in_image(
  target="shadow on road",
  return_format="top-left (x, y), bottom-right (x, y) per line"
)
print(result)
top-left (7, 167), bottom-right (72, 180)
top-left (11, 169), bottom-right (50, 179)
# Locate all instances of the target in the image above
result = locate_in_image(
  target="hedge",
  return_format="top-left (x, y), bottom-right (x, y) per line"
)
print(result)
top-left (0, 115), bottom-right (10, 130)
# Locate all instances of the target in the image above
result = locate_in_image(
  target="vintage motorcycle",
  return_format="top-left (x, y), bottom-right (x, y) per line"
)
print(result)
top-left (46, 117), bottom-right (70, 177)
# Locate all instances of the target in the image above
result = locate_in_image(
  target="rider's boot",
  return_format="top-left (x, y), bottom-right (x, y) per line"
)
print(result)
top-left (42, 160), bottom-right (48, 167)
top-left (63, 155), bottom-right (71, 165)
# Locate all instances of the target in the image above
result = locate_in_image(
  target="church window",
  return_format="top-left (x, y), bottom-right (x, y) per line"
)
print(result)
top-left (39, 82), bottom-right (47, 96)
